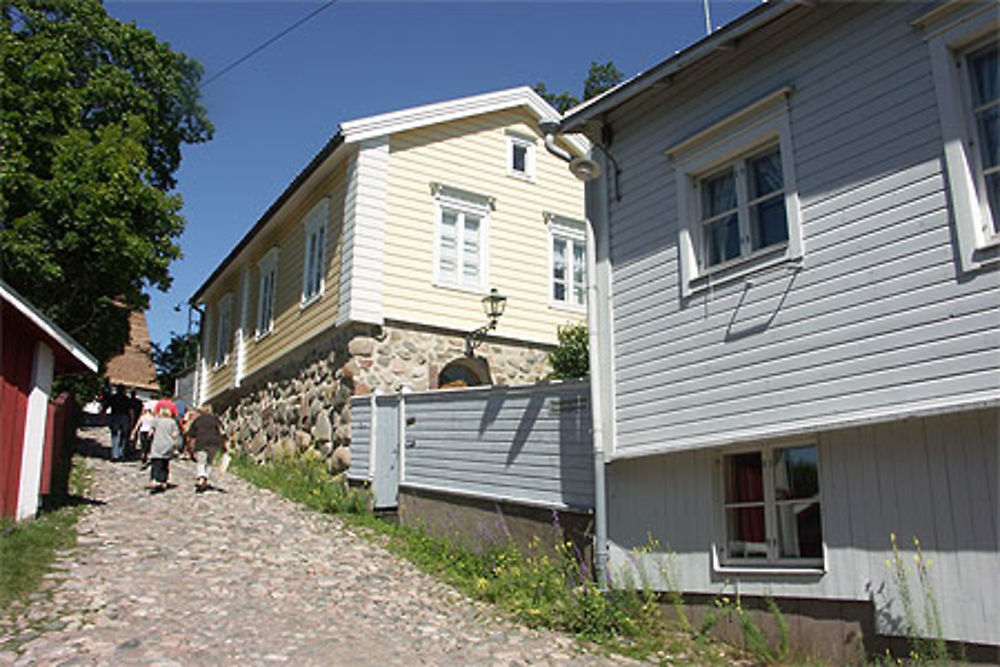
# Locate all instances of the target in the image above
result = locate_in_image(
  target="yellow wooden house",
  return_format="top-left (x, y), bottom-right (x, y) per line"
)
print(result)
top-left (190, 87), bottom-right (587, 455)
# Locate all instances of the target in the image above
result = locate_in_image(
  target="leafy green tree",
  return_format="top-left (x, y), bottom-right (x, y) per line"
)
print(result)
top-left (151, 331), bottom-right (199, 396)
top-left (0, 0), bottom-right (213, 366)
top-left (535, 60), bottom-right (625, 114)
top-left (548, 323), bottom-right (589, 379)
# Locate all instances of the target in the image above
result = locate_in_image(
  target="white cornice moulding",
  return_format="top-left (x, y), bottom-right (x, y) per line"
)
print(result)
top-left (340, 86), bottom-right (589, 155)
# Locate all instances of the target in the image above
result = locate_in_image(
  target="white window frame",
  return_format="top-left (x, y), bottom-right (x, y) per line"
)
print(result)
top-left (712, 440), bottom-right (826, 574)
top-left (506, 131), bottom-right (537, 181)
top-left (430, 182), bottom-right (493, 293)
top-left (922, 4), bottom-right (1000, 273)
top-left (213, 293), bottom-right (233, 369)
top-left (546, 213), bottom-right (587, 310)
top-left (666, 87), bottom-right (803, 299)
top-left (301, 197), bottom-right (330, 308)
top-left (256, 247), bottom-right (279, 339)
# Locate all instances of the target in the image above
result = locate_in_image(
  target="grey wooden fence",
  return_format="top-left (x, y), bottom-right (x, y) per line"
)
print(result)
top-left (348, 380), bottom-right (594, 511)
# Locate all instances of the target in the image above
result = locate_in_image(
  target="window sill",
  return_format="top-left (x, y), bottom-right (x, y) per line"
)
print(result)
top-left (254, 329), bottom-right (272, 343)
top-left (549, 300), bottom-right (586, 314)
top-left (433, 280), bottom-right (487, 296)
top-left (507, 171), bottom-right (535, 183)
top-left (300, 293), bottom-right (323, 311)
top-left (687, 246), bottom-right (801, 298)
top-left (711, 545), bottom-right (826, 576)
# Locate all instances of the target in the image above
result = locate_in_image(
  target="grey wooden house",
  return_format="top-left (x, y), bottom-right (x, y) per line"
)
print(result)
top-left (547, 0), bottom-right (998, 657)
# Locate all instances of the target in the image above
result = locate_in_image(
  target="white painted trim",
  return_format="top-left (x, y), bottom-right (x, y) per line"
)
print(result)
top-left (213, 293), bottom-right (233, 369)
top-left (340, 86), bottom-right (588, 155)
top-left (609, 392), bottom-right (1000, 462)
top-left (341, 137), bottom-right (388, 327)
top-left (924, 8), bottom-right (1000, 272)
top-left (546, 213), bottom-right (588, 309)
top-left (16, 342), bottom-right (54, 521)
top-left (431, 183), bottom-right (492, 293)
top-left (300, 197), bottom-right (331, 306)
top-left (255, 247), bottom-right (279, 338)
top-left (506, 132), bottom-right (537, 181)
top-left (235, 266), bottom-right (250, 388)
top-left (670, 90), bottom-right (803, 298)
top-left (0, 280), bottom-right (97, 372)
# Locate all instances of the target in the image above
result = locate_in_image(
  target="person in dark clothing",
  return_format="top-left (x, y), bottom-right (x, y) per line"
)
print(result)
top-left (187, 406), bottom-right (226, 493)
top-left (127, 390), bottom-right (143, 456)
top-left (106, 385), bottom-right (131, 461)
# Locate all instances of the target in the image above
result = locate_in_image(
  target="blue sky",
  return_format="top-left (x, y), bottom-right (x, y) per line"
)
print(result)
top-left (103, 0), bottom-right (759, 349)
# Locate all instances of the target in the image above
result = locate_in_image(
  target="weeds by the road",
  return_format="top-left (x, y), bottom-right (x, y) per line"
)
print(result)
top-left (0, 456), bottom-right (90, 610)
top-left (231, 450), bottom-right (738, 663)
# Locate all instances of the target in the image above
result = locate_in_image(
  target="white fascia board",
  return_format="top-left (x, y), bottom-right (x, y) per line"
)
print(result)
top-left (608, 392), bottom-right (1000, 462)
top-left (0, 280), bottom-right (98, 373)
top-left (341, 86), bottom-right (588, 155)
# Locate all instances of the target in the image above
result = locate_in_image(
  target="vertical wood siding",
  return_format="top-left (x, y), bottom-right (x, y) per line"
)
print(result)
top-left (603, 1), bottom-right (1000, 457)
top-left (348, 396), bottom-right (372, 481)
top-left (382, 109), bottom-right (586, 346)
top-left (605, 408), bottom-right (999, 645)
top-left (348, 382), bottom-right (594, 509)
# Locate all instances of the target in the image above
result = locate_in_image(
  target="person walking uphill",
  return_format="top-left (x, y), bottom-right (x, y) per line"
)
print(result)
top-left (148, 406), bottom-right (180, 493)
top-left (188, 405), bottom-right (226, 493)
top-left (105, 385), bottom-right (132, 461)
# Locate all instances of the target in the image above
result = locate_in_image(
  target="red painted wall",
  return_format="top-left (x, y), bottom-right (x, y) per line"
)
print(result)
top-left (1, 307), bottom-right (36, 518)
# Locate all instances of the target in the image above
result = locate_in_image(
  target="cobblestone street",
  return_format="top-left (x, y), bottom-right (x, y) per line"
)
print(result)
top-left (0, 428), bottom-right (632, 666)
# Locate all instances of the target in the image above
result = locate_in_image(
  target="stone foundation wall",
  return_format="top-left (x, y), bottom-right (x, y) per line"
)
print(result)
top-left (212, 321), bottom-right (553, 472)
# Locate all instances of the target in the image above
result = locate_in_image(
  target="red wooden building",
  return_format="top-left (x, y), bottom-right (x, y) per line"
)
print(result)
top-left (1, 280), bottom-right (97, 521)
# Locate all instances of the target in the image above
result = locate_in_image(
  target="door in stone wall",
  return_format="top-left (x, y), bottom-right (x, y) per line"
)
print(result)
top-left (372, 395), bottom-right (400, 510)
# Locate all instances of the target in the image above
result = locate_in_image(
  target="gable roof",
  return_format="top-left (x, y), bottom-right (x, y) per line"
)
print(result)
top-left (0, 280), bottom-right (98, 373)
top-left (192, 86), bottom-right (583, 303)
top-left (558, 0), bottom-right (803, 133)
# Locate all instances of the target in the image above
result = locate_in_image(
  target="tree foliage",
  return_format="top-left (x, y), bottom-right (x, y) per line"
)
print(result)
top-left (535, 60), bottom-right (625, 114)
top-left (0, 0), bottom-right (213, 365)
top-left (151, 331), bottom-right (199, 396)
top-left (548, 323), bottom-right (589, 380)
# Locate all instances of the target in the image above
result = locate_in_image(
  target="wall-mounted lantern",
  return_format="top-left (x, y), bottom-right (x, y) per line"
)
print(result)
top-left (465, 288), bottom-right (507, 356)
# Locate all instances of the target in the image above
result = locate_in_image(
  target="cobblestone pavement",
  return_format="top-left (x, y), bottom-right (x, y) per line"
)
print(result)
top-left (0, 428), bottom-right (636, 666)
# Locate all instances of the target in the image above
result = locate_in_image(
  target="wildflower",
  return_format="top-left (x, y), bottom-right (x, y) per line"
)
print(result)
top-left (913, 554), bottom-right (920, 564)
top-left (885, 559), bottom-right (892, 568)
top-left (475, 577), bottom-right (488, 592)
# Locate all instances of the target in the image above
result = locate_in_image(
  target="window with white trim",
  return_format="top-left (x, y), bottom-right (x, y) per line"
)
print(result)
top-left (718, 443), bottom-right (823, 568)
top-left (507, 132), bottom-right (536, 180)
top-left (256, 248), bottom-right (279, 338)
top-left (923, 5), bottom-right (1000, 272)
top-left (431, 183), bottom-right (492, 291)
top-left (548, 215), bottom-right (587, 308)
top-left (667, 88), bottom-right (803, 298)
top-left (301, 198), bottom-right (329, 306)
top-left (214, 294), bottom-right (233, 368)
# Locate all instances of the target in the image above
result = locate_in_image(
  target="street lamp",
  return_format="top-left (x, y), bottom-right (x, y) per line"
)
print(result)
top-left (465, 288), bottom-right (507, 356)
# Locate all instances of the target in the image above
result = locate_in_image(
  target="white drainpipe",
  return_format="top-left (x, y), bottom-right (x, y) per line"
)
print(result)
top-left (541, 122), bottom-right (610, 589)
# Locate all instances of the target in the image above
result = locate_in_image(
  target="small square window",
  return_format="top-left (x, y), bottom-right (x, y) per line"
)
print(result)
top-left (507, 133), bottom-right (536, 180)
top-left (719, 443), bottom-right (823, 567)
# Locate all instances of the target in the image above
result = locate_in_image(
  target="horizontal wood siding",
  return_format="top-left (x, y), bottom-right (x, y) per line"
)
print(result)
top-left (606, 408), bottom-right (999, 645)
top-left (383, 109), bottom-right (586, 345)
top-left (604, 1), bottom-right (1000, 456)
top-left (348, 396), bottom-right (372, 481)
top-left (241, 160), bottom-right (348, 380)
top-left (202, 275), bottom-right (239, 400)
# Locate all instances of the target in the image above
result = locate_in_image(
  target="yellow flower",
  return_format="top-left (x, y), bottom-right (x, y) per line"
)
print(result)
top-left (913, 554), bottom-right (920, 564)
top-left (885, 559), bottom-right (891, 569)
top-left (475, 577), bottom-right (488, 592)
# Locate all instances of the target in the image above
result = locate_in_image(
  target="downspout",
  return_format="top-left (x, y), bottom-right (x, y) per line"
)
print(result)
top-left (540, 121), bottom-right (609, 590)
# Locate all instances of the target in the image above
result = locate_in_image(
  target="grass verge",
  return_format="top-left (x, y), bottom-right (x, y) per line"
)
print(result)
top-left (0, 454), bottom-right (91, 611)
top-left (231, 451), bottom-right (741, 663)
